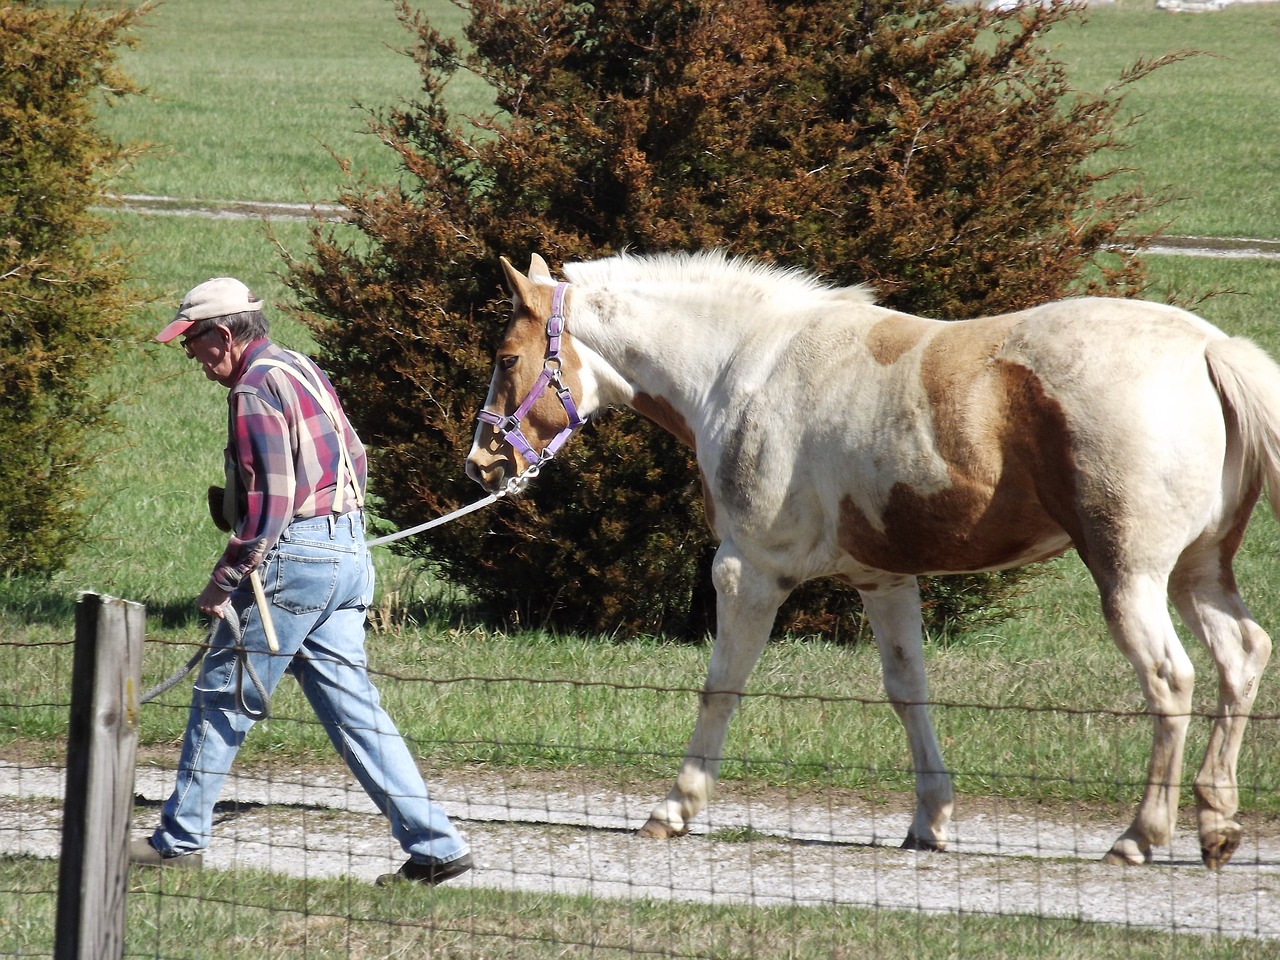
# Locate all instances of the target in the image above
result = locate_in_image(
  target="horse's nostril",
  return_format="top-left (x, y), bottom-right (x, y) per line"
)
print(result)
top-left (465, 459), bottom-right (506, 492)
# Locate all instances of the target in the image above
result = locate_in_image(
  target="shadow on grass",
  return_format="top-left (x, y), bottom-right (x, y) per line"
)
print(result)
top-left (0, 580), bottom-right (206, 631)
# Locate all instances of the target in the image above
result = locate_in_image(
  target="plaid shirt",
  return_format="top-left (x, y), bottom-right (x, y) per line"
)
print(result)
top-left (211, 339), bottom-right (368, 592)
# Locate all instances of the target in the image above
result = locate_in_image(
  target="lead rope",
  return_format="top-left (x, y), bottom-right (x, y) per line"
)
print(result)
top-left (140, 476), bottom-right (534, 711)
top-left (366, 493), bottom-right (500, 548)
top-left (141, 604), bottom-right (271, 720)
top-left (365, 438), bottom-right (558, 548)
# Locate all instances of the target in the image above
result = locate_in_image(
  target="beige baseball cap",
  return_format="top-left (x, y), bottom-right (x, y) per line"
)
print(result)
top-left (155, 277), bottom-right (266, 343)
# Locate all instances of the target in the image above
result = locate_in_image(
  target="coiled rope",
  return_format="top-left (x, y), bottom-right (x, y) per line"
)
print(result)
top-left (140, 604), bottom-right (270, 720)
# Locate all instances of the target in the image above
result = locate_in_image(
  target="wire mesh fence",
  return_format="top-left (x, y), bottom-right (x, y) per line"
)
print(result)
top-left (3, 631), bottom-right (1279, 958)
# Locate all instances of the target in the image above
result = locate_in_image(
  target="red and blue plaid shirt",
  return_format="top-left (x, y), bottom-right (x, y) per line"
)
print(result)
top-left (212, 339), bottom-right (368, 592)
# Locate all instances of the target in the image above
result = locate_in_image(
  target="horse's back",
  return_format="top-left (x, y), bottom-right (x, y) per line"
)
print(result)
top-left (999, 296), bottom-right (1222, 382)
top-left (829, 297), bottom-right (1248, 577)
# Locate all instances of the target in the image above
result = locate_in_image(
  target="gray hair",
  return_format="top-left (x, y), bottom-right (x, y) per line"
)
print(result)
top-left (191, 309), bottom-right (269, 344)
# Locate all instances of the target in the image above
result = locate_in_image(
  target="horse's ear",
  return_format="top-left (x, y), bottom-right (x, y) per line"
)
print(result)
top-left (500, 255), bottom-right (537, 309)
top-left (528, 253), bottom-right (553, 283)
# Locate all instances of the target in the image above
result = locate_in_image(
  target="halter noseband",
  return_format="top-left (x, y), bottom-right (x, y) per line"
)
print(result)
top-left (477, 282), bottom-right (585, 489)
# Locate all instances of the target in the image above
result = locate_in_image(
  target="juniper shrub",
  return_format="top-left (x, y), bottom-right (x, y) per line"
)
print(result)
top-left (0, 2), bottom-right (142, 574)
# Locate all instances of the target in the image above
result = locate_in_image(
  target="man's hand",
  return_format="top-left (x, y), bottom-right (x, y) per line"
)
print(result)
top-left (197, 581), bottom-right (232, 619)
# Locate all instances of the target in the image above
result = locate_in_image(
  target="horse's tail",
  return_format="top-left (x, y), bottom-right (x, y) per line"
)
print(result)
top-left (1205, 336), bottom-right (1280, 518)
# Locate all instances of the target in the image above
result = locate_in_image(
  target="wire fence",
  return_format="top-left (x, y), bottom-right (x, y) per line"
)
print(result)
top-left (3, 628), bottom-right (1279, 958)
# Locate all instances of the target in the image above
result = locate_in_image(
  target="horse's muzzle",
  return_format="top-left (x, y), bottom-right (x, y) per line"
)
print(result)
top-left (465, 454), bottom-right (510, 494)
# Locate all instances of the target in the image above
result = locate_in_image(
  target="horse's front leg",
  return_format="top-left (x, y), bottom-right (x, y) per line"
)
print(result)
top-left (859, 578), bottom-right (955, 850)
top-left (640, 543), bottom-right (785, 838)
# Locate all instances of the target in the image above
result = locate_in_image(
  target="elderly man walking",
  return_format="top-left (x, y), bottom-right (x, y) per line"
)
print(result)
top-left (131, 277), bottom-right (471, 886)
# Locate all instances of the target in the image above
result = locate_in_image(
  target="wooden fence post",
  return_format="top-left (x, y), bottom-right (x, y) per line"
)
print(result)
top-left (54, 593), bottom-right (145, 960)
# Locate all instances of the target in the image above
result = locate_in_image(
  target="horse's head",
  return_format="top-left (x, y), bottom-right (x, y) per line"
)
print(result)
top-left (465, 254), bottom-right (587, 494)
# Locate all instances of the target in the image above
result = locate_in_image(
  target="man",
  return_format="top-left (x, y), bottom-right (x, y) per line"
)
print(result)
top-left (131, 277), bottom-right (471, 887)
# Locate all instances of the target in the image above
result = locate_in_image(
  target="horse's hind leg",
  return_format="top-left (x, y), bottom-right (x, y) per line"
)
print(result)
top-left (1097, 573), bottom-right (1197, 866)
top-left (1169, 545), bottom-right (1273, 870)
top-left (640, 542), bottom-right (785, 838)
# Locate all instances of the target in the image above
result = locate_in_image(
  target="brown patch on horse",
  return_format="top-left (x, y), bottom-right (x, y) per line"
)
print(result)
top-left (633, 392), bottom-right (697, 451)
top-left (865, 314), bottom-right (934, 366)
top-left (634, 392), bottom-right (720, 533)
top-left (838, 319), bottom-right (1080, 574)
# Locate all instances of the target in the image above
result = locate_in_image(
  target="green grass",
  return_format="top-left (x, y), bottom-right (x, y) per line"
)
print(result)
top-left (92, 0), bottom-right (424, 202)
top-left (7, 0), bottom-right (1280, 953)
top-left (1053, 4), bottom-right (1280, 240)
top-left (2, 856), bottom-right (1275, 960)
top-left (77, 0), bottom-right (1280, 240)
top-left (81, 0), bottom-right (497, 204)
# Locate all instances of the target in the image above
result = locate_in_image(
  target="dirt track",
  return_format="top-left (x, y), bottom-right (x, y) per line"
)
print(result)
top-left (4, 758), bottom-right (1279, 940)
top-left (101, 196), bottom-right (1280, 264)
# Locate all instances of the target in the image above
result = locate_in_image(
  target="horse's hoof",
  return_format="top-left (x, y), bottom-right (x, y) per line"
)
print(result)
top-left (1102, 838), bottom-right (1149, 866)
top-left (1201, 826), bottom-right (1242, 871)
top-left (638, 817), bottom-right (683, 839)
top-left (900, 830), bottom-right (944, 852)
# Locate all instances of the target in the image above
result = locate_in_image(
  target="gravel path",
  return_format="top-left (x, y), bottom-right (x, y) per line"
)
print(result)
top-left (4, 758), bottom-right (1278, 940)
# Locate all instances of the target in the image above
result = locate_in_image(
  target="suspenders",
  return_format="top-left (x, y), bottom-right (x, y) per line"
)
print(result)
top-left (226, 352), bottom-right (364, 525)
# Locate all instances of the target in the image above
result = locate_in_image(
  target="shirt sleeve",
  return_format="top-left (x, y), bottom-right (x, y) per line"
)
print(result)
top-left (210, 389), bottom-right (296, 592)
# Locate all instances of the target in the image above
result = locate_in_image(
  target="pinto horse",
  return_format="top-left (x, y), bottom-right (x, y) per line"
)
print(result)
top-left (466, 250), bottom-right (1280, 869)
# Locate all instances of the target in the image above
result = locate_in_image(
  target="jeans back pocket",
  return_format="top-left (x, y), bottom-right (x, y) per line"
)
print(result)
top-left (270, 550), bottom-right (341, 615)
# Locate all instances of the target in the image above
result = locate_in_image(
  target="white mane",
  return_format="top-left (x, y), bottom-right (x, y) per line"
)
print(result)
top-left (560, 250), bottom-right (877, 311)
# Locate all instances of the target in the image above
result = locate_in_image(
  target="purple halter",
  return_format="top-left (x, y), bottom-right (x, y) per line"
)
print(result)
top-left (477, 282), bottom-right (585, 475)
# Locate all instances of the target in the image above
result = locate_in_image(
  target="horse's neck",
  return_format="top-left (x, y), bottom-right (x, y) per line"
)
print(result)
top-left (575, 287), bottom-right (770, 431)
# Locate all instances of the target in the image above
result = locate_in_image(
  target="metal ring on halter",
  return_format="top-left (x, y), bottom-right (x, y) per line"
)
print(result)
top-left (503, 462), bottom-right (542, 497)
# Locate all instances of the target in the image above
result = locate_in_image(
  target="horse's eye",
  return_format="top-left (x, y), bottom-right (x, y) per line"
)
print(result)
top-left (500, 355), bottom-right (518, 371)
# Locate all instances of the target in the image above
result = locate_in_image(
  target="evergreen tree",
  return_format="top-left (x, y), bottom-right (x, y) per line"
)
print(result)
top-left (0, 2), bottom-right (142, 574)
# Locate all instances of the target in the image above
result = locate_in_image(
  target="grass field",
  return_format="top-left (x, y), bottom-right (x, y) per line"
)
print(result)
top-left (85, 0), bottom-right (1280, 240)
top-left (1053, 2), bottom-right (1280, 240)
top-left (6, 1), bottom-right (1280, 956)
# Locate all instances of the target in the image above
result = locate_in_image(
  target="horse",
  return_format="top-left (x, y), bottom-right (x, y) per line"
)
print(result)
top-left (465, 249), bottom-right (1280, 870)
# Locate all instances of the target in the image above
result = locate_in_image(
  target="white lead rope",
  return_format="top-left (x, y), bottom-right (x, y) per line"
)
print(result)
top-left (365, 460), bottom-right (547, 548)
top-left (365, 491), bottom-right (503, 548)
top-left (142, 491), bottom-right (505, 709)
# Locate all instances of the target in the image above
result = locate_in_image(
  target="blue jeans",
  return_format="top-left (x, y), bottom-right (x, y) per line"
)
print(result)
top-left (152, 512), bottom-right (469, 866)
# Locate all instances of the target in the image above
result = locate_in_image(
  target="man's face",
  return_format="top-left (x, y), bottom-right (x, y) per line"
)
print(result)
top-left (181, 324), bottom-right (237, 387)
